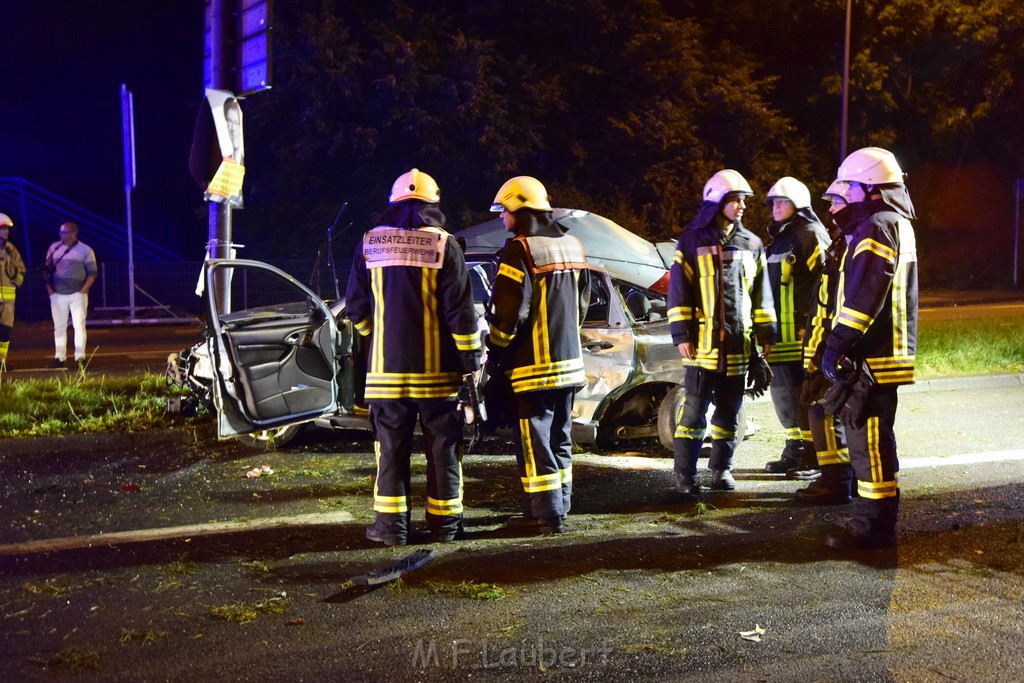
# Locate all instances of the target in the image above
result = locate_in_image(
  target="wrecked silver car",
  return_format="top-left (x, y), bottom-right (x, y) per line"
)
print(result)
top-left (173, 210), bottom-right (750, 451)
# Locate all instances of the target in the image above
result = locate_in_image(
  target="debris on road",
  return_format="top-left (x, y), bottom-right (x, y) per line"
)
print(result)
top-left (245, 465), bottom-right (274, 479)
top-left (338, 548), bottom-right (436, 591)
top-left (738, 624), bottom-right (767, 642)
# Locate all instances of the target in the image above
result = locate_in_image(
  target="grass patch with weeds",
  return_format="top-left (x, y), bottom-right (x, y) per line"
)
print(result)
top-left (210, 596), bottom-right (289, 624)
top-left (39, 647), bottom-right (103, 672)
top-left (685, 501), bottom-right (718, 517)
top-left (22, 578), bottom-right (73, 597)
top-left (166, 561), bottom-right (198, 576)
top-left (0, 373), bottom-right (185, 439)
top-left (120, 628), bottom-right (169, 645)
top-left (336, 477), bottom-right (374, 495)
top-left (917, 317), bottom-right (1024, 379)
top-left (240, 560), bottom-right (271, 574)
top-left (426, 581), bottom-right (512, 601)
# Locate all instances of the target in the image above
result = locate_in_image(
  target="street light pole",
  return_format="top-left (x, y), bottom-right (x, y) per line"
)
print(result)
top-left (841, 0), bottom-right (852, 162)
top-left (1015, 178), bottom-right (1022, 289)
top-left (206, 0), bottom-right (234, 315)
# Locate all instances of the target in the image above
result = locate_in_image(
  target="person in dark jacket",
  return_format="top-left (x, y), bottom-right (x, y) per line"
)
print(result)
top-left (818, 147), bottom-right (918, 550)
top-left (345, 169), bottom-right (482, 546)
top-left (668, 170), bottom-right (776, 493)
top-left (793, 223), bottom-right (852, 504)
top-left (762, 177), bottom-right (831, 477)
top-left (486, 176), bottom-right (589, 534)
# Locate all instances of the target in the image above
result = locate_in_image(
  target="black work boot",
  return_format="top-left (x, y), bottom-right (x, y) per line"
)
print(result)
top-left (787, 442), bottom-right (821, 480)
top-left (673, 439), bottom-right (701, 494)
top-left (795, 464), bottom-right (853, 505)
top-left (709, 469), bottom-right (736, 491)
top-left (764, 441), bottom-right (801, 473)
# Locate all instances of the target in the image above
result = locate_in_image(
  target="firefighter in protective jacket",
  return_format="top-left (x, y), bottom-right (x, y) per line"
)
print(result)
top-left (668, 170), bottom-right (776, 493)
top-left (818, 147), bottom-right (918, 550)
top-left (762, 177), bottom-right (831, 476)
top-left (345, 169), bottom-right (481, 546)
top-left (792, 220), bottom-right (853, 505)
top-left (486, 176), bottom-right (589, 534)
top-left (0, 213), bottom-right (26, 371)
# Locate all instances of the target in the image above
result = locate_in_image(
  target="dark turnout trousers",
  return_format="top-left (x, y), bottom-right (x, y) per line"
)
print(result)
top-left (673, 367), bottom-right (745, 475)
top-left (370, 398), bottom-right (464, 540)
top-left (514, 388), bottom-right (574, 521)
top-left (844, 386), bottom-right (901, 538)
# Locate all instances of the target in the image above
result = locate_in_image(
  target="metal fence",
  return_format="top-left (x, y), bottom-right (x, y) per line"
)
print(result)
top-left (15, 259), bottom-right (352, 323)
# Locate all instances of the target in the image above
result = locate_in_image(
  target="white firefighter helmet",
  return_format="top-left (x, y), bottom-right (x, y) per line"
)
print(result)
top-left (389, 168), bottom-right (441, 204)
top-left (835, 147), bottom-right (905, 185)
top-left (766, 177), bottom-right (811, 209)
top-left (702, 169), bottom-right (753, 204)
top-left (0, 213), bottom-right (12, 228)
top-left (824, 147), bottom-right (905, 200)
top-left (490, 176), bottom-right (552, 212)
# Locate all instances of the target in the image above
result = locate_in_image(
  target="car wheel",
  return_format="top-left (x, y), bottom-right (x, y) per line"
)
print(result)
top-left (237, 423), bottom-right (302, 450)
top-left (657, 384), bottom-right (748, 453)
top-left (657, 384), bottom-right (686, 452)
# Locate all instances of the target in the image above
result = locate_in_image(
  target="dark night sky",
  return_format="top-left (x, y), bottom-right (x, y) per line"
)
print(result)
top-left (1, 0), bottom-right (208, 257)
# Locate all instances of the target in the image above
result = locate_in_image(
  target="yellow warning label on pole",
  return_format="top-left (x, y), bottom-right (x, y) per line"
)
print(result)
top-left (206, 158), bottom-right (245, 206)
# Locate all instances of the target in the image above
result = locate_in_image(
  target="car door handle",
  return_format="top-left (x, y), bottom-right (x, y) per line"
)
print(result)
top-left (284, 331), bottom-right (305, 345)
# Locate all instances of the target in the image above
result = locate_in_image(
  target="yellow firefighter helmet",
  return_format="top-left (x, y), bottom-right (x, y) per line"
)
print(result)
top-left (490, 176), bottom-right (552, 212)
top-left (389, 168), bottom-right (441, 204)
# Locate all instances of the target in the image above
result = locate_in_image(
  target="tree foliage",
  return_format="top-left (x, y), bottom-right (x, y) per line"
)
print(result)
top-left (238, 0), bottom-right (1022, 285)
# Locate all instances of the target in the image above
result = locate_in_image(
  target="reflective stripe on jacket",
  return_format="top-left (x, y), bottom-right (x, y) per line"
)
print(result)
top-left (668, 223), bottom-right (776, 376)
top-left (766, 216), bottom-right (829, 365)
top-left (345, 225), bottom-right (481, 401)
top-left (827, 205), bottom-right (918, 385)
top-left (487, 234), bottom-right (589, 393)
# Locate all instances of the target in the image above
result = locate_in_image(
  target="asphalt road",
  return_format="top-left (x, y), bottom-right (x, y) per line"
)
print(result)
top-left (7, 321), bottom-right (203, 378)
top-left (1, 372), bottom-right (1023, 681)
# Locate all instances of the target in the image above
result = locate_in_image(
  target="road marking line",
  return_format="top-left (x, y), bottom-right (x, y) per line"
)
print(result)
top-left (901, 449), bottom-right (1024, 469)
top-left (576, 450), bottom-right (1024, 472)
top-left (0, 510), bottom-right (354, 556)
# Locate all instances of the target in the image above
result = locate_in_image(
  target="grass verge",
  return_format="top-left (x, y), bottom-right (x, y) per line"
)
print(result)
top-left (0, 372), bottom-right (186, 439)
top-left (916, 317), bottom-right (1024, 378)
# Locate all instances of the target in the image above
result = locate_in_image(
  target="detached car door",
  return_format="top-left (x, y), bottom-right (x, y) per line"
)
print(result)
top-left (203, 259), bottom-right (339, 439)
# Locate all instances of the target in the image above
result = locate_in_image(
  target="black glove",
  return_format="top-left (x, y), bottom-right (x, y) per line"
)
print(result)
top-left (481, 370), bottom-right (516, 431)
top-left (800, 370), bottom-right (829, 408)
top-left (820, 375), bottom-right (853, 416)
top-left (821, 347), bottom-right (842, 382)
top-left (837, 365), bottom-right (875, 429)
top-left (745, 354), bottom-right (772, 399)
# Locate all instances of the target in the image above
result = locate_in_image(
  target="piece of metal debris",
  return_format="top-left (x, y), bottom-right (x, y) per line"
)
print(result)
top-left (339, 548), bottom-right (436, 591)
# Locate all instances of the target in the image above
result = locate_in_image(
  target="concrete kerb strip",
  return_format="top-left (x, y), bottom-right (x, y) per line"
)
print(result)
top-left (900, 373), bottom-right (1024, 393)
top-left (0, 511), bottom-right (356, 556)
top-left (744, 373), bottom-right (1024, 404)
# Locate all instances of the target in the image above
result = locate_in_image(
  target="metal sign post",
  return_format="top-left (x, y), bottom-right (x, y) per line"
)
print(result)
top-left (1015, 178), bottom-right (1022, 289)
top-left (121, 83), bottom-right (137, 319)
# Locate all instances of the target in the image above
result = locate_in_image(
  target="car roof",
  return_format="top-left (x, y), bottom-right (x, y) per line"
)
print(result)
top-left (457, 209), bottom-right (671, 290)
